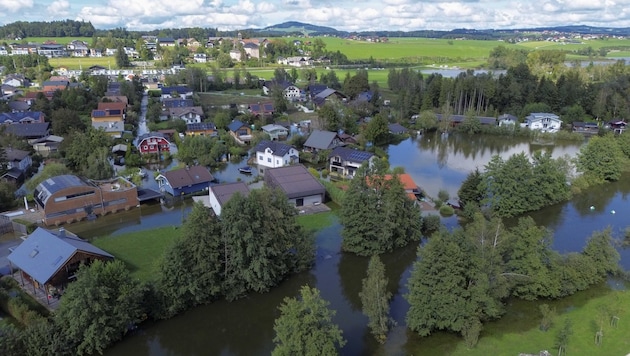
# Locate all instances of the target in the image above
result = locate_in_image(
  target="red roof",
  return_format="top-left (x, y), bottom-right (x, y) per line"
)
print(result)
top-left (98, 102), bottom-right (127, 111)
top-left (382, 174), bottom-right (419, 200)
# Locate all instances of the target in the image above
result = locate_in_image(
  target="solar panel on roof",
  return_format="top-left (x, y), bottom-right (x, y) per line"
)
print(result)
top-left (109, 109), bottom-right (121, 115)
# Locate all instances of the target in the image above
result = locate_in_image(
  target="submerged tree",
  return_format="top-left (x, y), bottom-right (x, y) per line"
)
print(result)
top-left (360, 255), bottom-right (394, 343)
top-left (272, 286), bottom-right (346, 356)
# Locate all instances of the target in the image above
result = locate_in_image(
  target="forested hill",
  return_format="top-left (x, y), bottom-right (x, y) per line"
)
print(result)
top-left (0, 20), bottom-right (95, 39)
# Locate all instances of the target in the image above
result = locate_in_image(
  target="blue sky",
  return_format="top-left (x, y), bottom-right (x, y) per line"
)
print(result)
top-left (1, 0), bottom-right (630, 32)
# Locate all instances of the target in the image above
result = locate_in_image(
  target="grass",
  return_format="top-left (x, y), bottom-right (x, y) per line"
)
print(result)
top-left (91, 226), bottom-right (180, 281)
top-left (409, 285), bottom-right (630, 355)
top-left (49, 56), bottom-right (115, 70)
top-left (22, 37), bottom-right (92, 45)
top-left (297, 210), bottom-right (336, 232)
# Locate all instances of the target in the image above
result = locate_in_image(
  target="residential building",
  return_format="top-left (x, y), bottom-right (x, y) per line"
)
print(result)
top-left (168, 106), bottom-right (204, 124)
top-left (249, 103), bottom-right (275, 117)
top-left (162, 98), bottom-right (194, 108)
top-left (0, 111), bottom-right (45, 124)
top-left (388, 123), bottom-right (408, 135)
top-left (207, 182), bottom-right (250, 216)
top-left (254, 140), bottom-right (299, 171)
top-left (37, 43), bottom-right (66, 58)
top-left (498, 113), bottom-right (518, 126)
top-left (8, 227), bottom-right (114, 301)
top-left (383, 173), bottom-right (423, 200)
top-left (227, 120), bottom-right (253, 145)
top-left (264, 165), bottom-right (325, 207)
top-left (243, 42), bottom-right (260, 59)
top-left (186, 122), bottom-right (217, 137)
top-left (137, 132), bottom-right (171, 154)
top-left (156, 165), bottom-right (214, 196)
top-left (261, 124), bottom-right (289, 141)
top-left (33, 175), bottom-right (138, 226)
top-left (262, 80), bottom-right (301, 101)
top-left (32, 135), bottom-right (64, 157)
top-left (522, 113), bottom-right (562, 133)
top-left (328, 147), bottom-right (375, 178)
top-left (303, 130), bottom-right (342, 152)
top-left (161, 86), bottom-right (193, 99)
top-left (193, 53), bottom-right (207, 63)
top-left (4, 122), bottom-right (50, 140)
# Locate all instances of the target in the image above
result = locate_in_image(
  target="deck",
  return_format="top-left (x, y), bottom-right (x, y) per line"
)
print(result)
top-left (10, 271), bottom-right (60, 311)
top-left (137, 188), bottom-right (163, 202)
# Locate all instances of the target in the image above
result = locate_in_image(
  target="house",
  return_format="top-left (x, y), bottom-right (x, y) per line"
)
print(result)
top-left (249, 103), bottom-right (275, 117)
top-left (186, 122), bottom-right (217, 137)
top-left (229, 49), bottom-right (243, 62)
top-left (161, 86), bottom-right (193, 99)
top-left (1, 148), bottom-right (31, 185)
top-left (92, 121), bottom-right (124, 138)
top-left (264, 165), bottom-right (325, 207)
top-left (97, 101), bottom-right (127, 115)
top-left (137, 132), bottom-right (171, 154)
top-left (312, 88), bottom-right (346, 106)
top-left (207, 182), bottom-right (250, 216)
top-left (605, 120), bottom-right (627, 134)
top-left (42, 80), bottom-right (69, 93)
top-left (7, 227), bottom-right (114, 300)
top-left (3, 74), bottom-right (30, 88)
top-left (243, 42), bottom-right (260, 59)
top-left (9, 43), bottom-right (37, 55)
top-left (156, 165), bottom-right (214, 196)
top-left (33, 175), bottom-right (138, 226)
top-left (522, 113), bottom-right (562, 133)
top-left (91, 106), bottom-right (125, 138)
top-left (383, 173), bottom-right (423, 200)
top-left (279, 56), bottom-right (313, 67)
top-left (157, 37), bottom-right (177, 47)
top-left (0, 111), bottom-right (45, 124)
top-left (193, 53), bottom-right (207, 63)
top-left (37, 43), bottom-right (66, 58)
top-left (262, 80), bottom-right (301, 101)
top-left (261, 124), bottom-right (289, 141)
top-left (307, 84), bottom-right (329, 98)
top-left (227, 120), bottom-right (253, 145)
top-left (498, 114), bottom-right (518, 126)
top-left (4, 122), bottom-right (51, 140)
top-left (32, 135), bottom-right (64, 157)
top-left (168, 106), bottom-right (204, 124)
top-left (303, 130), bottom-right (342, 152)
top-left (388, 123), bottom-right (409, 135)
top-left (254, 140), bottom-right (299, 171)
top-left (0, 46), bottom-right (8, 55)
top-left (572, 122), bottom-right (599, 135)
top-left (67, 40), bottom-right (90, 57)
top-left (328, 147), bottom-right (375, 178)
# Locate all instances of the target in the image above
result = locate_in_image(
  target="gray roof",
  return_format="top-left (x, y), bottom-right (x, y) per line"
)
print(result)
top-left (92, 120), bottom-right (124, 133)
top-left (264, 164), bottom-right (325, 199)
top-left (388, 123), bottom-right (408, 134)
top-left (162, 166), bottom-right (214, 189)
top-left (7, 227), bottom-right (113, 285)
top-left (210, 182), bottom-right (250, 206)
top-left (168, 106), bottom-right (204, 118)
top-left (329, 147), bottom-right (374, 164)
top-left (254, 140), bottom-right (295, 157)
top-left (5, 148), bottom-right (30, 161)
top-left (314, 88), bottom-right (337, 99)
top-left (303, 130), bottom-right (340, 150)
top-left (35, 175), bottom-right (92, 204)
top-left (4, 122), bottom-right (50, 138)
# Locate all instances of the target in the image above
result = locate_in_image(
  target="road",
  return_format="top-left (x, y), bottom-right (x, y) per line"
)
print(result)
top-left (137, 91), bottom-right (149, 138)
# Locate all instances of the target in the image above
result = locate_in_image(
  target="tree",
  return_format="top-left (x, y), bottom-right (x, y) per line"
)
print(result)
top-left (272, 286), bottom-right (346, 356)
top-left (576, 134), bottom-right (624, 182)
top-left (457, 168), bottom-right (483, 208)
top-left (360, 255), bottom-right (393, 343)
top-left (362, 113), bottom-right (389, 145)
top-left (83, 146), bottom-right (114, 180)
top-left (115, 45), bottom-right (130, 68)
top-left (51, 108), bottom-right (86, 136)
top-left (156, 202), bottom-right (223, 318)
top-left (340, 165), bottom-right (422, 256)
top-left (25, 162), bottom-right (71, 191)
top-left (61, 128), bottom-right (112, 174)
top-left (55, 260), bottom-right (145, 355)
top-left (581, 228), bottom-right (620, 280)
top-left (221, 188), bottom-right (315, 300)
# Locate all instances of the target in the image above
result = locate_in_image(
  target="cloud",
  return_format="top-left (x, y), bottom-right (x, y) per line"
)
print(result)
top-left (0, 0), bottom-right (33, 13)
top-left (47, 0), bottom-right (71, 17)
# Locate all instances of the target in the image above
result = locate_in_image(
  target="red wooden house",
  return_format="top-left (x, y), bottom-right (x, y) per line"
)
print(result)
top-left (137, 132), bottom-right (171, 154)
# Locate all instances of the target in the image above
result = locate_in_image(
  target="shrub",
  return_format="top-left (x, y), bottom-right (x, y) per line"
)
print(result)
top-left (439, 205), bottom-right (455, 216)
top-left (12, 219), bottom-right (38, 234)
top-left (421, 215), bottom-right (441, 234)
top-left (437, 189), bottom-right (450, 202)
top-left (308, 167), bottom-right (320, 179)
top-left (321, 169), bottom-right (329, 178)
top-left (321, 180), bottom-right (345, 205)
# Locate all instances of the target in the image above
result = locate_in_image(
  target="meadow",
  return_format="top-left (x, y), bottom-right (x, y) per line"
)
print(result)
top-left (22, 37), bottom-right (92, 45)
top-left (49, 56), bottom-right (114, 70)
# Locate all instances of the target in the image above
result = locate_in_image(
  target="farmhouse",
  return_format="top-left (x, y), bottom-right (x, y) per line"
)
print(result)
top-left (264, 165), bottom-right (325, 207)
top-left (34, 175), bottom-right (138, 226)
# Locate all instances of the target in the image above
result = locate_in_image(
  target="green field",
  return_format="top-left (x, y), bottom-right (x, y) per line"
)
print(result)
top-left (49, 56), bottom-right (114, 70)
top-left (22, 37), bottom-right (92, 45)
top-left (92, 226), bottom-right (180, 281)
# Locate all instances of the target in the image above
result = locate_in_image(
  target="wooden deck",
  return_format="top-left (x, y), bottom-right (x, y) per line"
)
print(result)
top-left (10, 271), bottom-right (60, 311)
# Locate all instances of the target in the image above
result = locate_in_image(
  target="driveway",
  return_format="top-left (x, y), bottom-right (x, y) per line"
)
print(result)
top-left (0, 237), bottom-right (23, 276)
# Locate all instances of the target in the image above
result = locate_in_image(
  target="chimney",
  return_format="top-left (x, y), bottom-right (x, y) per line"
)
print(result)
top-left (58, 227), bottom-right (66, 238)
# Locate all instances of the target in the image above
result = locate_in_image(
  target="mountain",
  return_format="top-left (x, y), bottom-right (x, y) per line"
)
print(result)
top-left (259, 21), bottom-right (339, 35)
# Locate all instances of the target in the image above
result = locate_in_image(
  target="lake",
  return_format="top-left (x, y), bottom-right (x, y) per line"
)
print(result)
top-left (65, 132), bottom-right (630, 355)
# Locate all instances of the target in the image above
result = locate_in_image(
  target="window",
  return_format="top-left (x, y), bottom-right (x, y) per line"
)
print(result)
top-left (259, 155), bottom-right (263, 161)
top-left (267, 158), bottom-right (271, 163)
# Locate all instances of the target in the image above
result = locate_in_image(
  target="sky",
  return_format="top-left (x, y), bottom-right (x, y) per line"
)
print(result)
top-left (1, 0), bottom-right (630, 32)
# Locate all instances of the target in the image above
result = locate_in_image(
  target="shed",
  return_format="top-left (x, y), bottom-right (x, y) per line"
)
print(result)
top-left (264, 165), bottom-right (325, 206)
top-left (156, 166), bottom-right (214, 196)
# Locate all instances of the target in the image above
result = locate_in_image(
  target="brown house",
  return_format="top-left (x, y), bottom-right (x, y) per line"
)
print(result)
top-left (8, 227), bottom-right (113, 300)
top-left (34, 175), bottom-right (138, 226)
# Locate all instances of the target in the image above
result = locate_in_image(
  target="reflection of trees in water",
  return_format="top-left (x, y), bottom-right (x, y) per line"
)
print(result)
top-left (338, 252), bottom-right (369, 312)
top-left (145, 271), bottom-right (316, 356)
top-left (572, 179), bottom-right (626, 217)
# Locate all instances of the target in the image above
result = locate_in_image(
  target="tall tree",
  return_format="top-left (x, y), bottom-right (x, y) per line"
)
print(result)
top-left (50, 108), bottom-right (86, 136)
top-left (55, 260), bottom-right (145, 355)
top-left (272, 286), bottom-right (346, 356)
top-left (576, 133), bottom-right (624, 182)
top-left (360, 255), bottom-right (393, 343)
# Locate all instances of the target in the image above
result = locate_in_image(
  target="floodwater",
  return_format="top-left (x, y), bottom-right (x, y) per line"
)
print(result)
top-left (65, 132), bottom-right (630, 355)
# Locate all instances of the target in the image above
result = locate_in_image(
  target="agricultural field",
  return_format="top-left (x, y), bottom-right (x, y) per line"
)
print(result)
top-left (21, 37), bottom-right (92, 45)
top-left (49, 56), bottom-right (114, 69)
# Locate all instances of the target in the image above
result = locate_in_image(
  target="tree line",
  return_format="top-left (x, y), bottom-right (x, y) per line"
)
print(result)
top-left (0, 20), bottom-right (95, 39)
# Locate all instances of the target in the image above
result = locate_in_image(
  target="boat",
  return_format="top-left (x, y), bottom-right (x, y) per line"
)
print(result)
top-left (138, 168), bottom-right (147, 179)
top-left (238, 166), bottom-right (253, 174)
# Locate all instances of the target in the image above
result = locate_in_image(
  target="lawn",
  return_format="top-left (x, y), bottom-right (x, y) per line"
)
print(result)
top-left (92, 226), bottom-right (180, 281)
top-left (48, 56), bottom-right (115, 70)
top-left (297, 210), bottom-right (336, 232)
top-left (22, 37), bottom-right (92, 45)
top-left (413, 285), bottom-right (630, 355)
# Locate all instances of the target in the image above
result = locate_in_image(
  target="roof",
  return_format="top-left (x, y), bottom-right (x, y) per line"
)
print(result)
top-left (314, 88), bottom-right (337, 99)
top-left (526, 113), bottom-right (561, 121)
top-left (2, 167), bottom-right (23, 180)
top-left (210, 182), bottom-right (250, 206)
top-left (0, 111), bottom-right (44, 124)
top-left (138, 132), bottom-right (167, 142)
top-left (5, 148), bottom-right (30, 161)
top-left (307, 84), bottom-right (328, 96)
top-left (92, 121), bottom-right (124, 134)
top-left (573, 122), bottom-right (599, 128)
top-left (388, 123), bottom-right (408, 134)
top-left (35, 175), bottom-right (92, 204)
top-left (436, 114), bottom-right (497, 125)
top-left (498, 113), bottom-right (518, 121)
top-left (8, 228), bottom-right (113, 285)
top-left (112, 143), bottom-right (128, 152)
top-left (97, 102), bottom-right (127, 111)
top-left (4, 122), bottom-right (50, 138)
top-left (383, 173), bottom-right (419, 200)
top-left (250, 103), bottom-right (274, 114)
top-left (329, 146), bottom-right (374, 164)
top-left (303, 130), bottom-right (339, 150)
top-left (162, 166), bottom-right (214, 189)
top-left (227, 120), bottom-right (248, 132)
top-left (187, 122), bottom-right (216, 131)
top-left (162, 98), bottom-right (194, 108)
top-left (261, 124), bottom-right (287, 132)
top-left (168, 106), bottom-right (204, 117)
top-left (264, 165), bottom-right (325, 199)
top-left (254, 140), bottom-right (295, 156)
top-left (161, 86), bottom-right (192, 95)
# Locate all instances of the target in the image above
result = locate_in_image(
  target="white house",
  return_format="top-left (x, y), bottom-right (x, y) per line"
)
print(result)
top-left (168, 106), bottom-right (204, 124)
top-left (262, 80), bottom-right (301, 101)
top-left (253, 140), bottom-right (299, 171)
top-left (261, 124), bottom-right (289, 141)
top-left (328, 146), bottom-right (375, 178)
top-left (498, 113), bottom-right (518, 127)
top-left (521, 113), bottom-right (562, 133)
top-left (193, 53), bottom-right (207, 63)
top-left (208, 182), bottom-right (250, 216)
